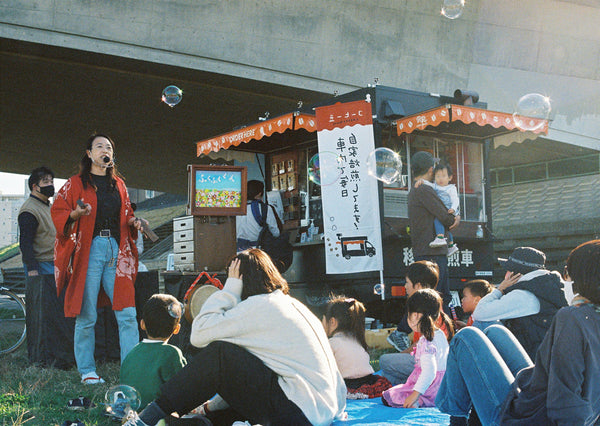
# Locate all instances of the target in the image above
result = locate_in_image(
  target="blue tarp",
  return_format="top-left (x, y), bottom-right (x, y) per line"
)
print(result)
top-left (334, 398), bottom-right (450, 426)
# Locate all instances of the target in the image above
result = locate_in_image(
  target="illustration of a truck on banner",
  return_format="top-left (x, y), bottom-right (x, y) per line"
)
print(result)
top-left (336, 234), bottom-right (376, 259)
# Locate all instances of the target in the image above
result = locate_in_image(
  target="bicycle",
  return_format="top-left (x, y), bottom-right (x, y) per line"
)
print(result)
top-left (0, 286), bottom-right (27, 355)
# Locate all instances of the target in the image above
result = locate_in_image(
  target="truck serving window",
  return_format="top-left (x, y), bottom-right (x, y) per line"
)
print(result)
top-left (382, 132), bottom-right (485, 222)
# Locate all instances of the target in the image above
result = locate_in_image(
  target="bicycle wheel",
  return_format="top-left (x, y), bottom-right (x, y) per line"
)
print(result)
top-left (0, 289), bottom-right (27, 355)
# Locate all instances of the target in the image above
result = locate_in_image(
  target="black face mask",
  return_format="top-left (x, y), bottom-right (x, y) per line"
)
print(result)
top-left (39, 185), bottom-right (55, 198)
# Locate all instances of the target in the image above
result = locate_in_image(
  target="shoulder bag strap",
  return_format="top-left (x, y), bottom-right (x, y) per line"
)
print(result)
top-left (250, 200), bottom-right (264, 227)
top-left (269, 204), bottom-right (284, 232)
top-left (260, 201), bottom-right (268, 228)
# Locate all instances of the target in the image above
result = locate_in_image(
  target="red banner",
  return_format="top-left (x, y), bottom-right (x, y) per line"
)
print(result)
top-left (316, 100), bottom-right (373, 131)
top-left (395, 106), bottom-right (450, 135)
top-left (196, 113), bottom-right (295, 156)
top-left (395, 104), bottom-right (549, 136)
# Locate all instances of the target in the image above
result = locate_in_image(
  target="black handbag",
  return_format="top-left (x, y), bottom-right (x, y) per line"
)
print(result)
top-left (251, 201), bottom-right (294, 273)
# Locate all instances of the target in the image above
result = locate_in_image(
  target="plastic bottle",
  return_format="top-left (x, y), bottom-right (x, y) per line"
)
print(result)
top-left (308, 220), bottom-right (316, 241)
top-left (476, 224), bottom-right (484, 238)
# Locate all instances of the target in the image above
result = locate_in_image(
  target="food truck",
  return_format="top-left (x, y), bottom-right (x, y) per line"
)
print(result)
top-left (194, 85), bottom-right (548, 320)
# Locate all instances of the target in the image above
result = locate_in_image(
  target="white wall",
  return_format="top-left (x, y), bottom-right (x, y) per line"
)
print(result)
top-left (0, 195), bottom-right (26, 247)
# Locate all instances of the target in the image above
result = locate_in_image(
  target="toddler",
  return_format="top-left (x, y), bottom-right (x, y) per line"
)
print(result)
top-left (428, 163), bottom-right (460, 256)
top-left (382, 289), bottom-right (454, 408)
top-left (323, 296), bottom-right (392, 399)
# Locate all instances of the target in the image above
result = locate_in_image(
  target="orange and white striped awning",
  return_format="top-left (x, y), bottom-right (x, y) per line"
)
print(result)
top-left (196, 112), bottom-right (316, 156)
top-left (395, 105), bottom-right (548, 137)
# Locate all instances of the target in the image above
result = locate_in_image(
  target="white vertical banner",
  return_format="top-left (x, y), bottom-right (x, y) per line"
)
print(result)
top-left (315, 100), bottom-right (383, 274)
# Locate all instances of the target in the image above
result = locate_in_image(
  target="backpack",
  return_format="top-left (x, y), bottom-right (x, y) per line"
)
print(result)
top-left (251, 200), bottom-right (294, 273)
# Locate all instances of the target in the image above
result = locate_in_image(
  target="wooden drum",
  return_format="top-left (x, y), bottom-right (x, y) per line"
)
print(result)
top-left (182, 272), bottom-right (223, 323)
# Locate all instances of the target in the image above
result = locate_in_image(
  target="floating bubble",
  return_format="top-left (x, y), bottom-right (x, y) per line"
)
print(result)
top-left (512, 93), bottom-right (551, 132)
top-left (366, 147), bottom-right (402, 185)
top-left (441, 0), bottom-right (465, 19)
top-left (161, 85), bottom-right (183, 107)
top-left (308, 152), bottom-right (343, 186)
top-left (168, 300), bottom-right (185, 319)
top-left (105, 385), bottom-right (141, 420)
top-left (373, 283), bottom-right (384, 296)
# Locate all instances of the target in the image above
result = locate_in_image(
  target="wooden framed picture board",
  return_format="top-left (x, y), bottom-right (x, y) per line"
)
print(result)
top-left (187, 165), bottom-right (247, 216)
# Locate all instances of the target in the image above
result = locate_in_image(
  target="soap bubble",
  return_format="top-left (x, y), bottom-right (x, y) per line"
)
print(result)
top-left (441, 0), bottom-right (465, 19)
top-left (308, 152), bottom-right (343, 186)
top-left (161, 85), bottom-right (183, 107)
top-left (512, 93), bottom-right (551, 132)
top-left (366, 147), bottom-right (402, 184)
top-left (373, 283), bottom-right (384, 296)
top-left (105, 385), bottom-right (141, 420)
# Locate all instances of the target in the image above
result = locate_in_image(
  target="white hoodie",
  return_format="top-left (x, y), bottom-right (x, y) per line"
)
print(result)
top-left (191, 278), bottom-right (347, 426)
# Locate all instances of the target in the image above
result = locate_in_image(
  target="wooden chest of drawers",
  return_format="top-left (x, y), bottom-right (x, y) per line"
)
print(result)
top-left (172, 215), bottom-right (236, 272)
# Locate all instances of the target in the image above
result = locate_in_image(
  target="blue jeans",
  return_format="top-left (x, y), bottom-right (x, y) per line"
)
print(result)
top-left (379, 352), bottom-right (415, 386)
top-left (434, 218), bottom-right (453, 244)
top-left (435, 325), bottom-right (533, 425)
top-left (74, 236), bottom-right (139, 375)
top-left (24, 261), bottom-right (54, 275)
top-left (472, 319), bottom-right (502, 331)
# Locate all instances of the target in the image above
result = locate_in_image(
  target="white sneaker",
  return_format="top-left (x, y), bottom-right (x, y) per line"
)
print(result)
top-left (429, 236), bottom-right (447, 248)
top-left (81, 372), bottom-right (105, 385)
top-left (447, 244), bottom-right (459, 257)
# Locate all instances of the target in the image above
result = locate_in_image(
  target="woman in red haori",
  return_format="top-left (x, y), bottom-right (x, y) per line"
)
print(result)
top-left (52, 133), bottom-right (143, 384)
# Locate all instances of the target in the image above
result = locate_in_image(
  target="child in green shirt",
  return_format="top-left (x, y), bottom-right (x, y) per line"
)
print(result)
top-left (120, 294), bottom-right (187, 409)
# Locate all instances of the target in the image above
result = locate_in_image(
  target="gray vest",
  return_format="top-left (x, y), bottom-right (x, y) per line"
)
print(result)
top-left (19, 197), bottom-right (56, 262)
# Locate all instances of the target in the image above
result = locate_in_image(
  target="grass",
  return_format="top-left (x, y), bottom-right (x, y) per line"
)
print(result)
top-left (0, 346), bottom-right (120, 426)
top-left (368, 347), bottom-right (396, 372)
top-left (0, 340), bottom-right (396, 426)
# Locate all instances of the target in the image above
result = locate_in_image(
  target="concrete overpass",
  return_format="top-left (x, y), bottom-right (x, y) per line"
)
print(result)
top-left (1, 0), bottom-right (599, 194)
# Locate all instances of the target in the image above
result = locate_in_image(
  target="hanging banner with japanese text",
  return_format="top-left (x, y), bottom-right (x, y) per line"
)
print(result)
top-left (315, 100), bottom-right (384, 274)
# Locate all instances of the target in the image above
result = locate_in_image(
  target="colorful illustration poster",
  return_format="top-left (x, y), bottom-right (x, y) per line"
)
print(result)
top-left (195, 170), bottom-right (242, 208)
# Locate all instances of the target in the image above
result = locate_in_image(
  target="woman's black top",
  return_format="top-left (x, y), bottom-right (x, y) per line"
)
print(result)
top-left (91, 174), bottom-right (121, 241)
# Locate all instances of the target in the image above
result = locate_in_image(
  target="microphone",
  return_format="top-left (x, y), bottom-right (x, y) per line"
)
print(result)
top-left (93, 156), bottom-right (114, 168)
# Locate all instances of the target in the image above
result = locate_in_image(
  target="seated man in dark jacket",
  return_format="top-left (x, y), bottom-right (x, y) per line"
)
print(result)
top-left (472, 246), bottom-right (567, 358)
top-left (436, 239), bottom-right (600, 426)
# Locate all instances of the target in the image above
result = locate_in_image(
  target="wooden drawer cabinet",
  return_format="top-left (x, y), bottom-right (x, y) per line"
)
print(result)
top-left (172, 216), bottom-right (236, 272)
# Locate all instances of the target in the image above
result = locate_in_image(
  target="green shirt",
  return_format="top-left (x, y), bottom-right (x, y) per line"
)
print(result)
top-left (120, 340), bottom-right (187, 408)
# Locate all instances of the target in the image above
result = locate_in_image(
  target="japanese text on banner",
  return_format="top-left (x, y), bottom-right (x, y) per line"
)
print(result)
top-left (315, 100), bottom-right (383, 274)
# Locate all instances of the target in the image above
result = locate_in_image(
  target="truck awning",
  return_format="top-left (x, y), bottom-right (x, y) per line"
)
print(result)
top-left (196, 112), bottom-right (316, 156)
top-left (394, 104), bottom-right (549, 140)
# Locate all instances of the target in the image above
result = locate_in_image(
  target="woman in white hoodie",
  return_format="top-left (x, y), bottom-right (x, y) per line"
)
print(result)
top-left (127, 249), bottom-right (346, 426)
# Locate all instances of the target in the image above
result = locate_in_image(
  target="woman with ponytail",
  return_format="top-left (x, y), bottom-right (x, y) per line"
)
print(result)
top-left (322, 296), bottom-right (392, 399)
top-left (382, 289), bottom-right (453, 408)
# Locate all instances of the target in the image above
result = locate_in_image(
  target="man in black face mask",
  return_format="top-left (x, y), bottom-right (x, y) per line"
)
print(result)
top-left (18, 166), bottom-right (74, 367)
top-left (18, 166), bottom-right (56, 276)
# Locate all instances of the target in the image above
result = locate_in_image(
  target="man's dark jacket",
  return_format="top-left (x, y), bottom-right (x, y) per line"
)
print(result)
top-left (504, 271), bottom-right (567, 358)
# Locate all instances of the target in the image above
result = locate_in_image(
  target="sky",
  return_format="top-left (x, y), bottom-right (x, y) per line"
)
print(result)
top-left (0, 172), bottom-right (67, 195)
